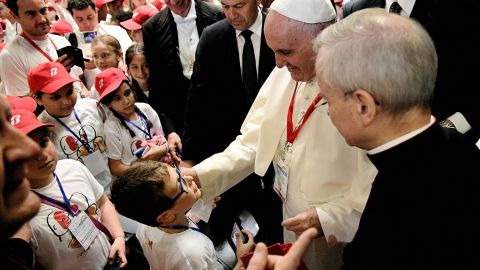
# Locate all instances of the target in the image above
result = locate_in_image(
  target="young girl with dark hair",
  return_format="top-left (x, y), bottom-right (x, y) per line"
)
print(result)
top-left (96, 67), bottom-right (169, 177)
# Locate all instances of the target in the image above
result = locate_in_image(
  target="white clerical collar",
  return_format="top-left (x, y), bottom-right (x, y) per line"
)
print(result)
top-left (368, 115), bottom-right (435, 155)
top-left (172, 0), bottom-right (197, 23)
top-left (236, 7), bottom-right (262, 37)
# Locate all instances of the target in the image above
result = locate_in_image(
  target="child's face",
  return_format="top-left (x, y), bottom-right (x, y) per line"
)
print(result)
top-left (92, 42), bottom-right (122, 71)
top-left (164, 165), bottom-right (201, 213)
top-left (127, 54), bottom-right (149, 86)
top-left (35, 84), bottom-right (77, 118)
top-left (130, 29), bottom-right (143, 43)
top-left (24, 130), bottom-right (58, 183)
top-left (107, 82), bottom-right (136, 118)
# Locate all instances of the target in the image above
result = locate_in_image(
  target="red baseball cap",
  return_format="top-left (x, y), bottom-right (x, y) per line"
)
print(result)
top-left (49, 19), bottom-right (74, 35)
top-left (0, 0), bottom-right (6, 4)
top-left (120, 5), bottom-right (158, 31)
top-left (150, 0), bottom-right (164, 11)
top-left (10, 109), bottom-right (54, 135)
top-left (28, 62), bottom-right (79, 94)
top-left (6, 96), bottom-right (37, 112)
top-left (95, 67), bottom-right (129, 103)
top-left (95, 0), bottom-right (114, 9)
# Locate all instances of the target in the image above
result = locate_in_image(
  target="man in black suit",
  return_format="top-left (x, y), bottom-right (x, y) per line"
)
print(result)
top-left (142, 0), bottom-right (223, 158)
top-left (182, 0), bottom-right (282, 247)
top-left (342, 0), bottom-right (480, 144)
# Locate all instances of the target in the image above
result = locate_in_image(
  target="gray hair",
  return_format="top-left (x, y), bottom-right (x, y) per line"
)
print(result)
top-left (313, 8), bottom-right (437, 116)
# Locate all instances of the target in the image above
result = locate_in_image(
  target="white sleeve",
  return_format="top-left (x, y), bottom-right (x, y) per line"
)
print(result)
top-left (316, 150), bottom-right (377, 242)
top-left (0, 48), bottom-right (30, 96)
top-left (192, 87), bottom-right (270, 199)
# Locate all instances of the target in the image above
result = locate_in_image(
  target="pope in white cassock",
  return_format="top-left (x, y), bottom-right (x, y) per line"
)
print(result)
top-left (184, 0), bottom-right (377, 269)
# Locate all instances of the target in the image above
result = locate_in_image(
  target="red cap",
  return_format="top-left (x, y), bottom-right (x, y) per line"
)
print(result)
top-left (0, 0), bottom-right (6, 4)
top-left (10, 109), bottom-right (54, 135)
top-left (49, 19), bottom-right (74, 35)
top-left (95, 68), bottom-right (129, 103)
top-left (120, 5), bottom-right (158, 30)
top-left (150, 0), bottom-right (164, 11)
top-left (28, 62), bottom-right (79, 94)
top-left (95, 0), bottom-right (114, 9)
top-left (6, 96), bottom-right (37, 112)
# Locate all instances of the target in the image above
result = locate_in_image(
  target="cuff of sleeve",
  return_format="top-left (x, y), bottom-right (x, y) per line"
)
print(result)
top-left (448, 112), bottom-right (471, 134)
top-left (316, 207), bottom-right (335, 239)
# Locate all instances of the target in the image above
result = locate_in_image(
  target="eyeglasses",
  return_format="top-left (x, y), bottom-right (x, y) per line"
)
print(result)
top-left (170, 163), bottom-right (189, 204)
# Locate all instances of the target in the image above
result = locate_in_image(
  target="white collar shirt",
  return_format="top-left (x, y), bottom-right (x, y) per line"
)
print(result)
top-left (235, 8), bottom-right (262, 76)
top-left (172, 0), bottom-right (198, 80)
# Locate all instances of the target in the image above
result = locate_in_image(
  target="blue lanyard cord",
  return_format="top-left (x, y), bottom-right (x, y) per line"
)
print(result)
top-left (125, 113), bottom-right (152, 139)
top-left (33, 173), bottom-right (77, 216)
top-left (54, 110), bottom-right (94, 153)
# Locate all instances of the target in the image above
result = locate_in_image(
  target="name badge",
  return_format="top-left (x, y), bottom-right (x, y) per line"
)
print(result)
top-left (83, 150), bottom-right (109, 176)
top-left (68, 210), bottom-right (100, 250)
top-left (273, 142), bottom-right (292, 203)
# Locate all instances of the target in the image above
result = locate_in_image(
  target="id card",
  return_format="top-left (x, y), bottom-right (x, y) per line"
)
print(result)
top-left (273, 143), bottom-right (292, 203)
top-left (83, 150), bottom-right (109, 176)
top-left (68, 211), bottom-right (100, 250)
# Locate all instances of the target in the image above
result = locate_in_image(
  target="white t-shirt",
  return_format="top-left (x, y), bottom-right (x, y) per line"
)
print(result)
top-left (136, 221), bottom-right (223, 270)
top-left (38, 98), bottom-right (112, 191)
top-left (104, 102), bottom-right (163, 166)
top-left (30, 159), bottom-right (110, 270)
top-left (0, 33), bottom-right (70, 96)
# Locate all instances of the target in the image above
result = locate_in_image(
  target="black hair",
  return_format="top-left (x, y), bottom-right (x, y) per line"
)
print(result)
top-left (6, 0), bottom-right (20, 16)
top-left (101, 80), bottom-right (152, 137)
top-left (67, 0), bottom-right (96, 14)
top-left (125, 43), bottom-right (149, 103)
top-left (111, 10), bottom-right (133, 26)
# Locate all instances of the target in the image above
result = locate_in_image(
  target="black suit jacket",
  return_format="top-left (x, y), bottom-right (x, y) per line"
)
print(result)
top-left (142, 0), bottom-right (223, 135)
top-left (342, 124), bottom-right (480, 269)
top-left (342, 0), bottom-right (480, 142)
top-left (182, 12), bottom-right (275, 162)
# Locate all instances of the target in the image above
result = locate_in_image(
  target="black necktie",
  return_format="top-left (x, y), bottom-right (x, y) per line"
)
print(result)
top-left (389, 1), bottom-right (402, 14)
top-left (241, 30), bottom-right (257, 106)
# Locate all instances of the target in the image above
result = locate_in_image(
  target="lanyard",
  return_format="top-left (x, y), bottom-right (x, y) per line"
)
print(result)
top-left (54, 110), bottom-right (94, 153)
top-left (20, 32), bottom-right (57, 62)
top-left (126, 113), bottom-right (151, 139)
top-left (158, 225), bottom-right (202, 233)
top-left (158, 217), bottom-right (202, 233)
top-left (33, 173), bottom-right (77, 216)
top-left (32, 174), bottom-right (115, 243)
top-left (286, 82), bottom-right (322, 144)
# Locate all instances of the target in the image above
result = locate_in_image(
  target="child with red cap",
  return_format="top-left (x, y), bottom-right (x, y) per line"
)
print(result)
top-left (120, 4), bottom-right (158, 43)
top-left (28, 62), bottom-right (113, 194)
top-left (8, 102), bottom-right (126, 269)
top-left (96, 67), bottom-right (169, 177)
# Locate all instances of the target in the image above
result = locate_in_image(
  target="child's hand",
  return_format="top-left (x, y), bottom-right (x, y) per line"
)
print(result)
top-left (11, 223), bottom-right (32, 242)
top-left (141, 142), bottom-right (168, 161)
top-left (109, 236), bottom-right (127, 268)
top-left (212, 196), bottom-right (221, 209)
top-left (236, 229), bottom-right (255, 261)
top-left (167, 132), bottom-right (182, 163)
